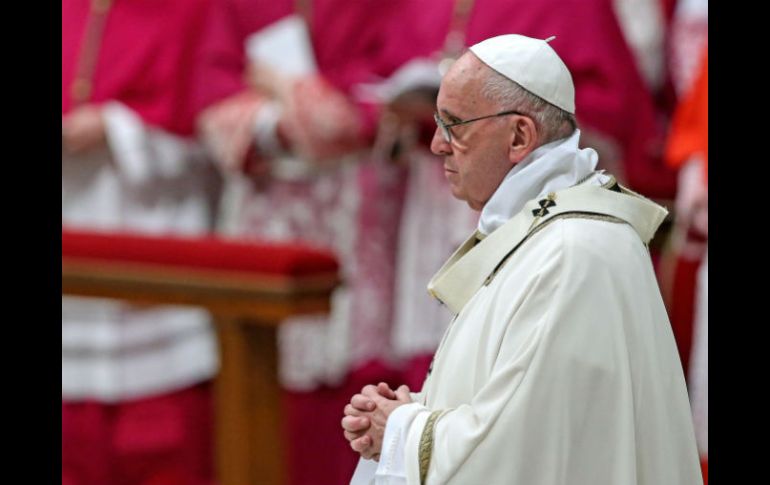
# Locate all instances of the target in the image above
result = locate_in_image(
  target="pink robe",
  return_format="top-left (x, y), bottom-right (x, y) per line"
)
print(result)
top-left (62, 1), bottom-right (217, 484)
top-left (193, 0), bottom-right (407, 136)
top-left (195, 2), bottom-right (412, 483)
top-left (63, 0), bottom-right (213, 136)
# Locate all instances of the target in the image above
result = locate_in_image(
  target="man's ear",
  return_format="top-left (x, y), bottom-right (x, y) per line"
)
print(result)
top-left (508, 116), bottom-right (539, 165)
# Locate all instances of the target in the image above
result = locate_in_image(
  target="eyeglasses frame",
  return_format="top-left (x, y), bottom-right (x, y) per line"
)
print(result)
top-left (434, 109), bottom-right (528, 144)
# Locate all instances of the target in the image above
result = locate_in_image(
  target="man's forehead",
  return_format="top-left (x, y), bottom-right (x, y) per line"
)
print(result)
top-left (438, 55), bottom-right (490, 114)
top-left (444, 53), bottom-right (486, 85)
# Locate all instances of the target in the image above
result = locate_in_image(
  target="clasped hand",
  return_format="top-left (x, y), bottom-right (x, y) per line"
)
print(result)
top-left (341, 382), bottom-right (412, 461)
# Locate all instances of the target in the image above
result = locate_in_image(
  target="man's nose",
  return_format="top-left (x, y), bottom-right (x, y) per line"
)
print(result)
top-left (430, 128), bottom-right (451, 156)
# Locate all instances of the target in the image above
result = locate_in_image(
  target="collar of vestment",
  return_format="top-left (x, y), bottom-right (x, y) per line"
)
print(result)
top-left (427, 179), bottom-right (668, 315)
top-left (478, 129), bottom-right (599, 235)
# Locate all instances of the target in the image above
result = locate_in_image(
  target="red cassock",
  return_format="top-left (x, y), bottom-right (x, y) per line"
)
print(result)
top-left (62, 0), bottom-right (212, 136)
top-left (663, 47), bottom-right (708, 375)
top-left (666, 49), bottom-right (708, 176)
top-left (664, 47), bottom-right (708, 484)
top-left (62, 1), bottom-right (216, 485)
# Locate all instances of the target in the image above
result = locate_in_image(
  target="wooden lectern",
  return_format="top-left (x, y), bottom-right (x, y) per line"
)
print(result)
top-left (62, 229), bottom-right (340, 485)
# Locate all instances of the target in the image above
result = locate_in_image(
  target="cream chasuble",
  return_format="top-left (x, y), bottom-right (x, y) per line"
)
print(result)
top-left (355, 180), bottom-right (702, 484)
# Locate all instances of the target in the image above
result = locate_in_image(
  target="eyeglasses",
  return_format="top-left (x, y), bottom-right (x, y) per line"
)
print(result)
top-left (434, 110), bottom-right (526, 144)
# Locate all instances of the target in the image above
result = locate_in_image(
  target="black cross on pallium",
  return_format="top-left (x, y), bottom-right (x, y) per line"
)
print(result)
top-left (532, 197), bottom-right (557, 217)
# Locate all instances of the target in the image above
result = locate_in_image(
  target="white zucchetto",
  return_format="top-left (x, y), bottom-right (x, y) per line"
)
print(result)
top-left (469, 34), bottom-right (576, 114)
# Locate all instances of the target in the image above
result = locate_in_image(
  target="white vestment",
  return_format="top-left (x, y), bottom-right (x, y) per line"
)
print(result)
top-left (62, 102), bottom-right (219, 401)
top-left (353, 161), bottom-right (701, 483)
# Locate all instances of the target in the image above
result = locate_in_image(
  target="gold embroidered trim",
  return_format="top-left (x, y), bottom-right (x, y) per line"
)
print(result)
top-left (530, 212), bottom-right (625, 241)
top-left (484, 211), bottom-right (627, 286)
top-left (418, 410), bottom-right (444, 485)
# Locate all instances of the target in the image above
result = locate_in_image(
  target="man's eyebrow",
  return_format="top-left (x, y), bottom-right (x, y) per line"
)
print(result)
top-left (439, 109), bottom-right (462, 121)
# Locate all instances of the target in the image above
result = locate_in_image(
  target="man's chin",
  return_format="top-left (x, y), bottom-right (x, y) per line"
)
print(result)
top-left (448, 184), bottom-right (464, 201)
top-left (466, 200), bottom-right (483, 211)
top-left (448, 187), bottom-right (480, 210)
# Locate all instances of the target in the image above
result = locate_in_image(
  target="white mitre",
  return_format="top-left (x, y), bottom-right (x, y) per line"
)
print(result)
top-left (469, 34), bottom-right (576, 114)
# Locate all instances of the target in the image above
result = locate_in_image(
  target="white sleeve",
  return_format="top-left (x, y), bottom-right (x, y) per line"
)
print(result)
top-left (349, 402), bottom-right (431, 485)
top-left (101, 101), bottom-right (203, 185)
top-left (374, 402), bottom-right (430, 485)
top-left (350, 457), bottom-right (378, 485)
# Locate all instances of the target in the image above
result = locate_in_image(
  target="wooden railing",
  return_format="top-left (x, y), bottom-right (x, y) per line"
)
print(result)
top-left (62, 229), bottom-right (340, 485)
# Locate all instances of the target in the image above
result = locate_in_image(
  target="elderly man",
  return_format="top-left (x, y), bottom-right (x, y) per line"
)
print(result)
top-left (342, 34), bottom-right (702, 485)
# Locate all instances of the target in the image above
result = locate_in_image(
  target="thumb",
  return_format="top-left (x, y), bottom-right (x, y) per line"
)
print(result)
top-left (395, 385), bottom-right (411, 403)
